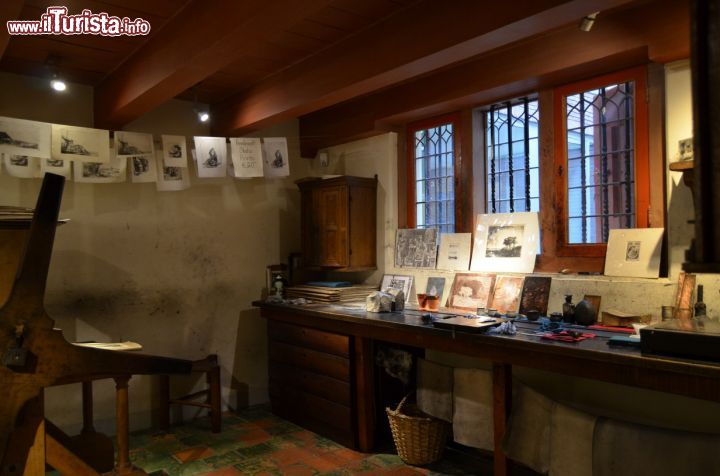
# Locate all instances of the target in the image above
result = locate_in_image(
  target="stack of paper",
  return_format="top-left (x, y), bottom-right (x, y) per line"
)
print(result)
top-left (286, 284), bottom-right (378, 303)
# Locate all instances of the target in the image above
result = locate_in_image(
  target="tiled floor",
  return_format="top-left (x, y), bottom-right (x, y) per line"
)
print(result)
top-left (127, 406), bottom-right (485, 475)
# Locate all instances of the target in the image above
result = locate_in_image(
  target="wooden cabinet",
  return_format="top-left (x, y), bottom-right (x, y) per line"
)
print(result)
top-left (267, 320), bottom-right (356, 448)
top-left (297, 176), bottom-right (377, 271)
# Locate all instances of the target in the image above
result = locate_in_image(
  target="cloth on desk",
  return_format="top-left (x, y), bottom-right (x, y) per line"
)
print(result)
top-left (452, 368), bottom-right (493, 450)
top-left (549, 403), bottom-right (596, 476)
top-left (541, 331), bottom-right (596, 343)
top-left (416, 358), bottom-right (453, 422)
top-left (593, 418), bottom-right (720, 476)
top-left (503, 382), bottom-right (553, 475)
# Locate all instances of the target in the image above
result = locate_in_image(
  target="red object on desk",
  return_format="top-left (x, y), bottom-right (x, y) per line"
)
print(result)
top-left (588, 325), bottom-right (635, 334)
top-left (542, 331), bottom-right (597, 343)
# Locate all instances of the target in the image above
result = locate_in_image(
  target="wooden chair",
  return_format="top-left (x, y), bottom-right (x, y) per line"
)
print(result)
top-left (159, 354), bottom-right (222, 433)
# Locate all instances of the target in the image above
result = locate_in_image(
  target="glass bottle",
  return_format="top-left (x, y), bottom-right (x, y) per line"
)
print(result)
top-left (562, 294), bottom-right (575, 323)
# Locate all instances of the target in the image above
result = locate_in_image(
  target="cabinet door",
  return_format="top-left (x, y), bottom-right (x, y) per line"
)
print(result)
top-left (317, 186), bottom-right (348, 267)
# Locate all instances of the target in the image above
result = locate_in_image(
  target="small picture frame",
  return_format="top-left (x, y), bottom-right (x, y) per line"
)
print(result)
top-left (380, 274), bottom-right (414, 303)
top-left (604, 228), bottom-right (664, 278)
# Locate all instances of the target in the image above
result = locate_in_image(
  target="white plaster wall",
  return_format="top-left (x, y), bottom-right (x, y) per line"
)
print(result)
top-left (0, 73), bottom-right (316, 434)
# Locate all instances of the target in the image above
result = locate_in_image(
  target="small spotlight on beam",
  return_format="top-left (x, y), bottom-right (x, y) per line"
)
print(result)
top-left (50, 77), bottom-right (66, 92)
top-left (198, 111), bottom-right (210, 123)
top-left (579, 12), bottom-right (599, 32)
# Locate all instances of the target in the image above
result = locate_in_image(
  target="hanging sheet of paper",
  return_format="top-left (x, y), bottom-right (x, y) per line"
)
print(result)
top-left (156, 150), bottom-right (190, 191)
top-left (40, 157), bottom-right (72, 179)
top-left (129, 154), bottom-right (157, 183)
top-left (52, 124), bottom-right (110, 164)
top-left (262, 137), bottom-right (290, 178)
top-left (194, 136), bottom-right (227, 178)
top-left (230, 137), bottom-right (263, 178)
top-left (3, 154), bottom-right (41, 178)
top-left (74, 149), bottom-right (126, 183)
top-left (161, 134), bottom-right (188, 167)
top-left (115, 131), bottom-right (154, 158)
top-left (0, 117), bottom-right (51, 159)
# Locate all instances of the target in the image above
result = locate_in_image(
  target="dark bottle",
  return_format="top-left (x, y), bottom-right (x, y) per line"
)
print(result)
top-left (695, 285), bottom-right (707, 318)
top-left (562, 294), bottom-right (576, 324)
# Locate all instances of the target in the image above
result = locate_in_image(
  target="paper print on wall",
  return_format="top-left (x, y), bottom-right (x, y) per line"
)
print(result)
top-left (380, 274), bottom-right (414, 303)
top-left (130, 154), bottom-right (157, 183)
top-left (52, 124), bottom-right (110, 163)
top-left (73, 150), bottom-right (126, 183)
top-left (519, 276), bottom-right (552, 315)
top-left (395, 228), bottom-right (438, 268)
top-left (425, 277), bottom-right (446, 299)
top-left (262, 137), bottom-right (290, 178)
top-left (161, 134), bottom-right (187, 167)
top-left (447, 273), bottom-right (496, 311)
top-left (0, 117), bottom-right (51, 159)
top-left (471, 212), bottom-right (539, 274)
top-left (156, 151), bottom-right (190, 191)
top-left (115, 131), bottom-right (154, 158)
top-left (3, 154), bottom-right (41, 178)
top-left (488, 275), bottom-right (524, 314)
top-left (436, 233), bottom-right (471, 271)
top-left (194, 136), bottom-right (227, 178)
top-left (230, 137), bottom-right (263, 178)
top-left (40, 157), bottom-right (72, 179)
top-left (604, 228), bottom-right (664, 278)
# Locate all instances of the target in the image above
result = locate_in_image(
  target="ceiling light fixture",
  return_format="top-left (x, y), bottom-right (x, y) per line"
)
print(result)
top-left (192, 87), bottom-right (210, 123)
top-left (197, 111), bottom-right (210, 123)
top-left (579, 12), bottom-right (599, 32)
top-left (46, 54), bottom-right (67, 93)
top-left (50, 74), bottom-right (67, 92)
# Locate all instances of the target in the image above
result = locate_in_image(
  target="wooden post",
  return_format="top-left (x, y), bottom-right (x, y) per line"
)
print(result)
top-left (112, 376), bottom-right (147, 476)
top-left (207, 360), bottom-right (222, 434)
top-left (492, 363), bottom-right (512, 476)
top-left (81, 381), bottom-right (94, 435)
top-left (158, 375), bottom-right (170, 431)
top-left (685, 0), bottom-right (720, 272)
top-left (353, 337), bottom-right (375, 452)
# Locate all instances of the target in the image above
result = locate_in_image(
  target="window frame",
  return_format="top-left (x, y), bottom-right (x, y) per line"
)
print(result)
top-left (483, 96), bottom-right (540, 215)
top-left (553, 66), bottom-right (650, 257)
top-left (406, 112), bottom-right (462, 231)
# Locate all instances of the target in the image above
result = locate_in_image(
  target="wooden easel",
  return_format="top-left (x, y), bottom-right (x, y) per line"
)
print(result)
top-left (0, 174), bottom-right (193, 475)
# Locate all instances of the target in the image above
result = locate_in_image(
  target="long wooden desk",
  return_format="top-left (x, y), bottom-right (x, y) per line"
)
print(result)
top-left (255, 301), bottom-right (720, 476)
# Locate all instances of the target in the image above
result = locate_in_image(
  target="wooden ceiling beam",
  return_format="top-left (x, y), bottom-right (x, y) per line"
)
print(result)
top-left (0, 0), bottom-right (26, 59)
top-left (210, 0), bottom-right (641, 136)
top-left (93, 0), bottom-right (334, 129)
top-left (298, 0), bottom-right (690, 156)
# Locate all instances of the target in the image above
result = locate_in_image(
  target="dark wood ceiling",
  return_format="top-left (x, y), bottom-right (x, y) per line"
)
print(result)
top-left (0, 0), bottom-right (688, 152)
top-left (0, 0), bottom-right (418, 103)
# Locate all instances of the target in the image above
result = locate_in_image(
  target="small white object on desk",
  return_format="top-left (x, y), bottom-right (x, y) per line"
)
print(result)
top-left (73, 341), bottom-right (143, 351)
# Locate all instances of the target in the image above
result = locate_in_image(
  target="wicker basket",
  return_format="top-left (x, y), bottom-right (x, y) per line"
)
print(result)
top-left (386, 394), bottom-right (450, 465)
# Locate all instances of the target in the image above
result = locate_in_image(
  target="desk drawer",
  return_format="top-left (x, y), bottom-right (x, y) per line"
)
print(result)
top-left (269, 380), bottom-right (352, 434)
top-left (269, 362), bottom-right (351, 406)
top-left (268, 321), bottom-right (350, 357)
top-left (269, 340), bottom-right (350, 382)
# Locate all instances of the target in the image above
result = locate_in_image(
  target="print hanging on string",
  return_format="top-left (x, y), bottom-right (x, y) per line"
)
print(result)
top-left (262, 137), bottom-right (290, 178)
top-left (161, 134), bottom-right (187, 167)
top-left (52, 124), bottom-right (110, 163)
top-left (74, 149), bottom-right (126, 183)
top-left (40, 157), bottom-right (72, 179)
top-left (115, 131), bottom-right (154, 158)
top-left (230, 137), bottom-right (263, 178)
top-left (130, 154), bottom-right (157, 183)
top-left (2, 154), bottom-right (41, 178)
top-left (0, 117), bottom-right (51, 159)
top-left (193, 136), bottom-right (227, 178)
top-left (156, 150), bottom-right (190, 191)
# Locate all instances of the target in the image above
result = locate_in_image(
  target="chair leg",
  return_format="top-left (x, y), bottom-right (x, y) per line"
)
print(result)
top-left (158, 375), bottom-right (170, 431)
top-left (207, 364), bottom-right (221, 433)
